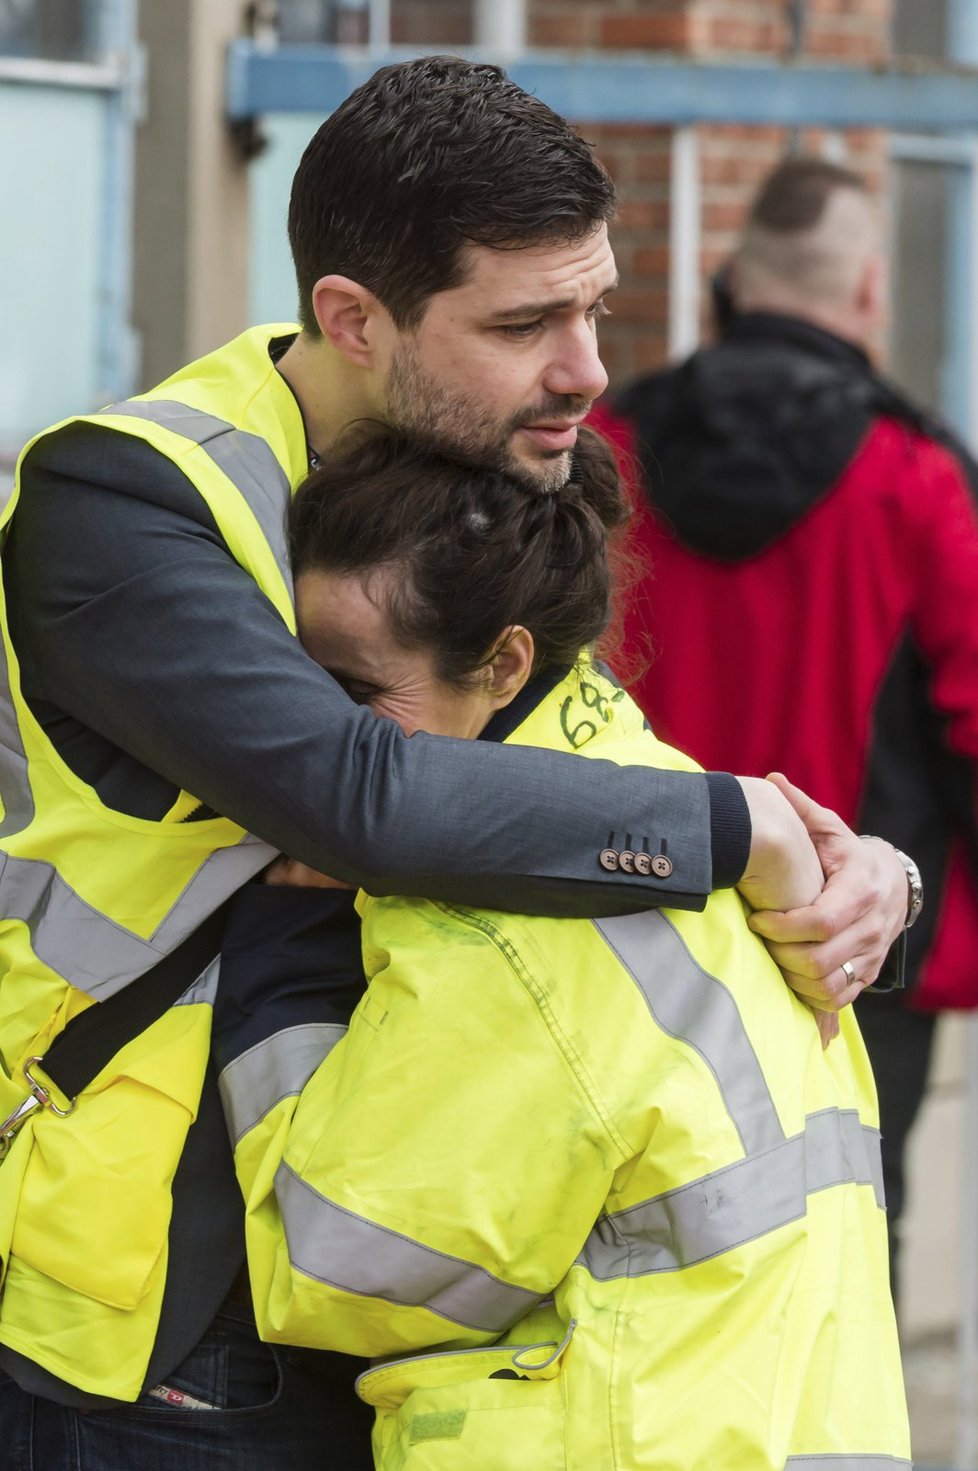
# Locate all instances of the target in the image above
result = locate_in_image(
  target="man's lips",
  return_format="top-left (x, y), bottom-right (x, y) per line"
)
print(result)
top-left (518, 420), bottom-right (583, 452)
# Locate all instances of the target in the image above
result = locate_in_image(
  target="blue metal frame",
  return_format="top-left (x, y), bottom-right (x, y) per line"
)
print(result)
top-left (227, 41), bottom-right (978, 129)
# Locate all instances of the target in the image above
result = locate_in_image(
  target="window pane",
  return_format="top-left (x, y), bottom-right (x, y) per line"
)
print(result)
top-left (277, 1), bottom-right (368, 45)
top-left (0, 0), bottom-right (100, 61)
top-left (275, 0), bottom-right (478, 46)
top-left (889, 160), bottom-right (950, 418)
top-left (891, 0), bottom-right (947, 60)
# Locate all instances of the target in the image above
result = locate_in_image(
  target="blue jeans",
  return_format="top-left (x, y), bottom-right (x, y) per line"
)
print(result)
top-left (0, 1303), bottom-right (374, 1470)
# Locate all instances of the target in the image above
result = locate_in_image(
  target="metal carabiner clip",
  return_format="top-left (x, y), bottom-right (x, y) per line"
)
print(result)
top-left (0, 1093), bottom-right (41, 1159)
top-left (0, 1057), bottom-right (76, 1161)
top-left (22, 1057), bottom-right (76, 1119)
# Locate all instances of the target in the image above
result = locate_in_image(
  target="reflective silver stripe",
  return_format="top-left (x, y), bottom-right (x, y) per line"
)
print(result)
top-left (102, 400), bottom-right (294, 597)
top-left (785, 1459), bottom-right (911, 1469)
top-left (219, 1022), bottom-right (347, 1144)
top-left (594, 912), bottom-right (784, 1154)
top-left (0, 467), bottom-right (34, 834)
top-left (0, 668), bottom-right (33, 836)
top-left (0, 397), bottom-right (289, 995)
top-left (580, 1109), bottom-right (884, 1280)
top-left (0, 834), bottom-right (273, 1000)
top-left (588, 915), bottom-right (885, 1280)
top-left (276, 1160), bottom-right (544, 1333)
top-left (175, 955), bottom-right (221, 1009)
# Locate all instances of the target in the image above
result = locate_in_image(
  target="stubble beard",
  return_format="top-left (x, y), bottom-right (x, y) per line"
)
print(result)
top-left (385, 344), bottom-right (582, 493)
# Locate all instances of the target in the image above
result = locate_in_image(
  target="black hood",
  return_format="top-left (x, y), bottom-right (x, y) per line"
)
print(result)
top-left (614, 312), bottom-right (937, 561)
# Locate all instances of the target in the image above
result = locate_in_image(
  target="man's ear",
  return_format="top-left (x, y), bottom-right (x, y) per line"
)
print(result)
top-left (856, 251), bottom-right (887, 326)
top-left (310, 274), bottom-right (387, 368)
top-left (488, 626), bottom-right (535, 707)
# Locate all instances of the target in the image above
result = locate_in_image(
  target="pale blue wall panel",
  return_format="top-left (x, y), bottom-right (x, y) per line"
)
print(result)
top-left (248, 112), bottom-right (322, 328)
top-left (0, 83), bottom-right (104, 450)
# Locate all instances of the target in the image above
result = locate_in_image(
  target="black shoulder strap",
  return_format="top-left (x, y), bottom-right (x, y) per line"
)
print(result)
top-left (40, 902), bottom-right (230, 1101)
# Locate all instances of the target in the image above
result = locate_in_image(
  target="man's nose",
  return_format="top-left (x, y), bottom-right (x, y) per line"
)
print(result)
top-left (544, 321), bottom-right (609, 405)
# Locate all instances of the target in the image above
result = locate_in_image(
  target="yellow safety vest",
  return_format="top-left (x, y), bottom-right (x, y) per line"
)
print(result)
top-left (0, 326), bottom-right (306, 1399)
top-left (221, 661), bottom-right (911, 1470)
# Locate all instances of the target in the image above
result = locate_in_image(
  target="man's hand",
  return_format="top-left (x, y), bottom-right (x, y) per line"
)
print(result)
top-left (744, 773), bottom-right (907, 1011)
top-left (264, 856), bottom-right (353, 890)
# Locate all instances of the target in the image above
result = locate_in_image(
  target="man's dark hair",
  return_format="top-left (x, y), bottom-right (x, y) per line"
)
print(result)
top-left (288, 54), bottom-right (616, 333)
top-left (289, 425), bottom-right (628, 688)
top-left (748, 156), bottom-right (868, 233)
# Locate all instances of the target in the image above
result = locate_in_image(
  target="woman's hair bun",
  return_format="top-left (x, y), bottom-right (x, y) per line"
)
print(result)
top-left (289, 420), bottom-right (630, 688)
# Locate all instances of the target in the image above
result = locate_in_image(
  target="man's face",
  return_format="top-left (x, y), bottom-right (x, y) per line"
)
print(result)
top-left (381, 224), bottom-right (617, 492)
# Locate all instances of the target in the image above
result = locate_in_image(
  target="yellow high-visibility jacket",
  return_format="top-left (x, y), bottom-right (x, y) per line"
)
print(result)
top-left (0, 326), bottom-right (305, 1398)
top-left (220, 660), bottom-right (910, 1471)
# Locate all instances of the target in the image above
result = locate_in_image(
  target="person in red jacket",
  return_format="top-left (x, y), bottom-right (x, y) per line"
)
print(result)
top-left (593, 155), bottom-right (977, 1302)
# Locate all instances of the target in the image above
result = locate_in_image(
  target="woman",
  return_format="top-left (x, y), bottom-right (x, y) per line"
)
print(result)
top-left (213, 427), bottom-right (909, 1470)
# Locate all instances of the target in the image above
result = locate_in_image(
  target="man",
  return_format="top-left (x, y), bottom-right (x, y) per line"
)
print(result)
top-left (594, 154), bottom-right (973, 1302)
top-left (0, 67), bottom-right (908, 1467)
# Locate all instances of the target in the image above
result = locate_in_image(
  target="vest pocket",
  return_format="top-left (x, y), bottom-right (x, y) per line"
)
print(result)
top-left (6, 1013), bottom-right (206, 1311)
top-left (358, 1334), bottom-right (571, 1471)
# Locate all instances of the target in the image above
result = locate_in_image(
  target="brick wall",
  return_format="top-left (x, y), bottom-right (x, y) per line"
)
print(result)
top-left (526, 0), bottom-right (889, 61)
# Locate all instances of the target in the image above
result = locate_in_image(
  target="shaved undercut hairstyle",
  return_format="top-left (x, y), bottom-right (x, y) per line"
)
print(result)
top-left (735, 156), bottom-right (877, 309)
top-left (288, 54), bottom-right (616, 333)
top-left (747, 156), bottom-right (867, 234)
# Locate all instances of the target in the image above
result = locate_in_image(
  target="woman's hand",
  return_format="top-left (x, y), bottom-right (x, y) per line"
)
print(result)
top-left (735, 773), bottom-right (893, 1050)
top-left (746, 773), bottom-right (906, 1011)
top-left (735, 775), bottom-right (824, 915)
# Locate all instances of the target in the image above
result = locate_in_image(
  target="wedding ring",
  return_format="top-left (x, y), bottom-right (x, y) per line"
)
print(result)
top-left (840, 960), bottom-right (858, 987)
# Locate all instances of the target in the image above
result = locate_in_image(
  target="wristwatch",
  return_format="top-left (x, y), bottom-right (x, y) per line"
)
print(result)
top-left (892, 848), bottom-right (923, 929)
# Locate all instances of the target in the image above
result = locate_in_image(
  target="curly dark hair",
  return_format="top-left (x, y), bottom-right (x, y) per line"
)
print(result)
top-left (289, 425), bottom-right (629, 688)
top-left (288, 54), bottom-right (616, 333)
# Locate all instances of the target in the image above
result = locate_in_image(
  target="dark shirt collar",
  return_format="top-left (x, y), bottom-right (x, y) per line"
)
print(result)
top-left (727, 311), bottom-right (872, 375)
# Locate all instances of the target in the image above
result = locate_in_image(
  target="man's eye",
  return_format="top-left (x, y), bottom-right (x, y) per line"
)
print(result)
top-left (501, 320), bottom-right (543, 339)
top-left (588, 301), bottom-right (612, 325)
